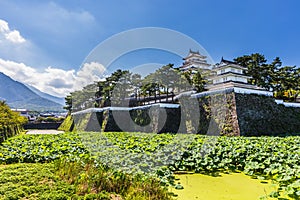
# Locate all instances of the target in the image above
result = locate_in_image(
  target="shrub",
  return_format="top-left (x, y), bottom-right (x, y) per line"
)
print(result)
top-left (0, 101), bottom-right (27, 143)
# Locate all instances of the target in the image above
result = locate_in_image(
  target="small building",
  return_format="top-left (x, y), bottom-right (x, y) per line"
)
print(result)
top-left (210, 58), bottom-right (250, 84)
top-left (11, 108), bottom-right (37, 121)
top-left (11, 108), bottom-right (29, 117)
top-left (179, 49), bottom-right (212, 72)
top-left (207, 58), bottom-right (267, 91)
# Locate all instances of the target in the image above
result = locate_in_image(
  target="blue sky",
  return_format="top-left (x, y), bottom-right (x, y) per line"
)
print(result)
top-left (0, 0), bottom-right (299, 97)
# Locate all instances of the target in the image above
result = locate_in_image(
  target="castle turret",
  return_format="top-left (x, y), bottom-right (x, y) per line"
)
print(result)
top-left (179, 49), bottom-right (212, 72)
top-left (206, 58), bottom-right (266, 91)
top-left (210, 57), bottom-right (250, 84)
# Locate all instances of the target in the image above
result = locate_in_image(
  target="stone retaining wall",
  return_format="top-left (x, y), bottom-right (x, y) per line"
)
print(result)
top-left (69, 91), bottom-right (300, 136)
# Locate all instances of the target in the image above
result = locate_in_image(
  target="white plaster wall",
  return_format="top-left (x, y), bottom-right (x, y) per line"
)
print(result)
top-left (233, 76), bottom-right (247, 83)
top-left (213, 75), bottom-right (247, 83)
top-left (233, 87), bottom-right (273, 96)
top-left (216, 67), bottom-right (231, 75)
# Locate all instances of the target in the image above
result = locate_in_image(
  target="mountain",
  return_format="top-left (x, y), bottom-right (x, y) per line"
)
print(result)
top-left (0, 72), bottom-right (64, 111)
top-left (26, 84), bottom-right (65, 105)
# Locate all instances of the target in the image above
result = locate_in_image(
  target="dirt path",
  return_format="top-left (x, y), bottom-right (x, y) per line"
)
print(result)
top-left (26, 129), bottom-right (64, 135)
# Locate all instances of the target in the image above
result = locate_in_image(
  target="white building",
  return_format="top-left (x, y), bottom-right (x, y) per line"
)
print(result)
top-left (178, 51), bottom-right (270, 94)
top-left (206, 58), bottom-right (267, 91)
top-left (11, 108), bottom-right (29, 117)
top-left (210, 58), bottom-right (249, 84)
top-left (179, 50), bottom-right (212, 72)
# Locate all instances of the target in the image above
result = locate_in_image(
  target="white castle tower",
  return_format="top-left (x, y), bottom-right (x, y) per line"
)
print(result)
top-left (207, 57), bottom-right (267, 91)
top-left (179, 49), bottom-right (212, 72)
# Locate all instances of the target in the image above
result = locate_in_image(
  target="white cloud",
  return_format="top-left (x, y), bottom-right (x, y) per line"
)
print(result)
top-left (7, 2), bottom-right (96, 40)
top-left (0, 19), bottom-right (39, 67)
top-left (75, 62), bottom-right (106, 90)
top-left (0, 1), bottom-right (97, 68)
top-left (0, 59), bottom-right (106, 97)
top-left (0, 19), bottom-right (26, 44)
top-left (5, 30), bottom-right (26, 43)
top-left (0, 20), bottom-right (9, 32)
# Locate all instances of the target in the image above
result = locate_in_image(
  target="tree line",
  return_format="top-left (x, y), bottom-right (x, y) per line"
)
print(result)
top-left (66, 64), bottom-right (207, 112)
top-left (65, 53), bottom-right (300, 112)
top-left (234, 53), bottom-right (300, 101)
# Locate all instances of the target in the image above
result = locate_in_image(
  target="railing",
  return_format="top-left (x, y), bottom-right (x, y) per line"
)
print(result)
top-left (95, 93), bottom-right (177, 108)
top-left (117, 93), bottom-right (176, 107)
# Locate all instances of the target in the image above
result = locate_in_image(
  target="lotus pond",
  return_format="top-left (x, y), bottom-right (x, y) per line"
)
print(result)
top-left (0, 131), bottom-right (299, 199)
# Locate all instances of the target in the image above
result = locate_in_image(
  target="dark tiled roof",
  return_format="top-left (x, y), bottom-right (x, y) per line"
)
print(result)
top-left (216, 71), bottom-right (248, 76)
top-left (213, 57), bottom-right (247, 70)
top-left (221, 57), bottom-right (237, 65)
top-left (189, 49), bottom-right (200, 54)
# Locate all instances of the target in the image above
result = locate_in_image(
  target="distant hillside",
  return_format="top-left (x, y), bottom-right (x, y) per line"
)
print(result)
top-left (0, 72), bottom-right (64, 111)
top-left (26, 84), bottom-right (65, 105)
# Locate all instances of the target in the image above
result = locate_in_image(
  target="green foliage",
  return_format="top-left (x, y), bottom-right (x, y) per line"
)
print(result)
top-left (64, 94), bottom-right (72, 113)
top-left (104, 132), bottom-right (175, 153)
top-left (55, 159), bottom-right (172, 200)
top-left (70, 69), bottom-right (139, 111)
top-left (73, 112), bottom-right (92, 131)
top-left (0, 163), bottom-right (111, 200)
top-left (71, 83), bottom-right (99, 112)
top-left (142, 64), bottom-right (199, 97)
top-left (234, 53), bottom-right (268, 87)
top-left (130, 109), bottom-right (151, 127)
top-left (273, 66), bottom-right (300, 101)
top-left (58, 114), bottom-right (74, 131)
top-left (192, 69), bottom-right (207, 92)
top-left (0, 132), bottom-right (172, 200)
top-left (234, 54), bottom-right (300, 101)
top-left (80, 132), bottom-right (300, 199)
top-left (66, 65), bottom-right (208, 111)
top-left (109, 71), bottom-right (141, 107)
top-left (0, 101), bottom-right (28, 143)
top-left (78, 132), bottom-right (193, 180)
top-left (0, 101), bottom-right (28, 127)
top-left (37, 116), bottom-right (64, 123)
top-left (0, 132), bottom-right (89, 164)
top-left (2, 131), bottom-right (300, 199)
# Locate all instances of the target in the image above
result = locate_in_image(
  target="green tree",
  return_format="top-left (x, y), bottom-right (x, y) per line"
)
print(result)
top-left (71, 83), bottom-right (98, 111)
top-left (235, 53), bottom-right (300, 101)
top-left (0, 101), bottom-right (27, 128)
top-left (141, 64), bottom-right (180, 102)
top-left (192, 69), bottom-right (207, 92)
top-left (234, 53), bottom-right (268, 87)
top-left (274, 66), bottom-right (300, 101)
top-left (94, 69), bottom-right (142, 107)
top-left (63, 95), bottom-right (72, 113)
top-left (111, 70), bottom-right (133, 106)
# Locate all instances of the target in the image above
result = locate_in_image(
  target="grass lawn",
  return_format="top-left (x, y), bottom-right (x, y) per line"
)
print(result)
top-left (0, 163), bottom-right (79, 200)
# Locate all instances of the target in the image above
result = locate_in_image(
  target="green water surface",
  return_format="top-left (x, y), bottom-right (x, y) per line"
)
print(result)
top-left (172, 173), bottom-right (286, 200)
